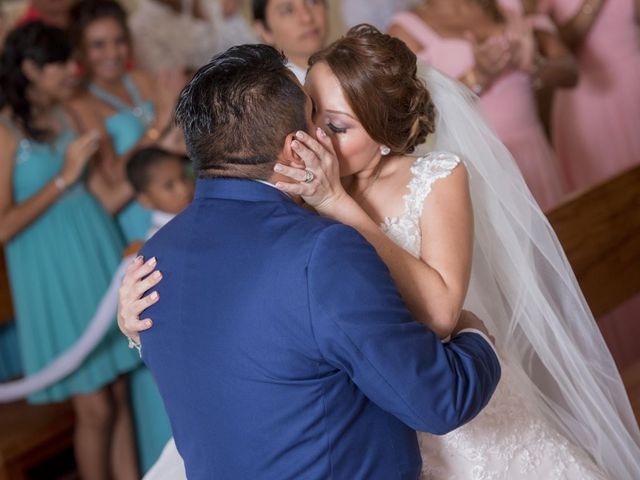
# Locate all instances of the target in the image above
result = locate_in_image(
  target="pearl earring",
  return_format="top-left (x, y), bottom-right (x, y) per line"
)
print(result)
top-left (380, 146), bottom-right (391, 156)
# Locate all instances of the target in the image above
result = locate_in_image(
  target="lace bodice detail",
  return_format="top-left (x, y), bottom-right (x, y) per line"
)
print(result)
top-left (381, 152), bottom-right (461, 258)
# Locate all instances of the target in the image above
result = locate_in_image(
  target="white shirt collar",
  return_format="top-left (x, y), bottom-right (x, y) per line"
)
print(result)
top-left (146, 210), bottom-right (176, 240)
top-left (286, 62), bottom-right (307, 84)
top-left (253, 179), bottom-right (278, 189)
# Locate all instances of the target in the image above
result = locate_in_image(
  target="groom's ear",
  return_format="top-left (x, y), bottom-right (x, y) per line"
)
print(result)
top-left (282, 133), bottom-right (306, 169)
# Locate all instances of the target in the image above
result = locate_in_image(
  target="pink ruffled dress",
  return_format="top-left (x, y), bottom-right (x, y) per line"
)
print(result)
top-left (390, 0), bottom-right (567, 210)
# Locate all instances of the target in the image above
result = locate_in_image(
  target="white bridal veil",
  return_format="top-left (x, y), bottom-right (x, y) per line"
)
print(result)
top-left (419, 64), bottom-right (640, 479)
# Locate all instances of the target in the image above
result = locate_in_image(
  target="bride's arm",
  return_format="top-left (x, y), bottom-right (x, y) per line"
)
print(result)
top-left (275, 130), bottom-right (473, 338)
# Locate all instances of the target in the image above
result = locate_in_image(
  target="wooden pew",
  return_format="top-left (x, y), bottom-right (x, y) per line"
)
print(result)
top-left (0, 249), bottom-right (75, 480)
top-left (547, 164), bottom-right (640, 423)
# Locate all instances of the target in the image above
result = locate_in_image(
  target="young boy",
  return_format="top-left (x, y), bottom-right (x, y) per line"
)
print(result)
top-left (126, 147), bottom-right (194, 240)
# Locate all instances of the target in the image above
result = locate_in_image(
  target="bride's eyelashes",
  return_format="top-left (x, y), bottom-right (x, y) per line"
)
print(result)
top-left (327, 122), bottom-right (347, 134)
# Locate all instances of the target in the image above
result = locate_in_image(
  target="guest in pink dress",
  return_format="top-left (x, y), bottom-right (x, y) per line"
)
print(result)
top-left (540, 0), bottom-right (640, 386)
top-left (539, 0), bottom-right (640, 191)
top-left (389, 0), bottom-right (578, 210)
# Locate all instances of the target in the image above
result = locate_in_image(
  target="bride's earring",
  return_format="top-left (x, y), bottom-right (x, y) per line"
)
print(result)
top-left (380, 145), bottom-right (391, 156)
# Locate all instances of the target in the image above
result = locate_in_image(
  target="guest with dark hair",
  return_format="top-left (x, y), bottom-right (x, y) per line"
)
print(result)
top-left (0, 22), bottom-right (140, 479)
top-left (69, 0), bottom-right (181, 244)
top-left (68, 2), bottom-right (184, 470)
top-left (252, 0), bottom-right (328, 83)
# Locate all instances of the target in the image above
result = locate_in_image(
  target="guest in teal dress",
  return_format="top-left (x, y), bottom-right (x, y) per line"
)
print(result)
top-left (0, 23), bottom-right (140, 478)
top-left (70, 0), bottom-right (184, 245)
top-left (69, 1), bottom-right (177, 472)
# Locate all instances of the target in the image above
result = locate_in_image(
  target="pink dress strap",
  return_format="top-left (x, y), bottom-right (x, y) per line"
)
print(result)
top-left (389, 11), bottom-right (474, 78)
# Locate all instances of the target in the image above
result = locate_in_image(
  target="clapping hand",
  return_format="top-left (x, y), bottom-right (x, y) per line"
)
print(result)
top-left (60, 129), bottom-right (101, 185)
top-left (504, 12), bottom-right (537, 73)
top-left (466, 30), bottom-right (513, 81)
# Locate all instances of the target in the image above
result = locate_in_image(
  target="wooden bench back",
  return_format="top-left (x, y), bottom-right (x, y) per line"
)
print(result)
top-left (547, 165), bottom-right (640, 318)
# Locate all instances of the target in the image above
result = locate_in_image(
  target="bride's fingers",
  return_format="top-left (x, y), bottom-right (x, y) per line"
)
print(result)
top-left (133, 269), bottom-right (163, 298)
top-left (126, 293), bottom-right (159, 322)
top-left (273, 163), bottom-right (309, 183)
top-left (126, 317), bottom-right (153, 334)
top-left (123, 256), bottom-right (158, 288)
top-left (275, 180), bottom-right (313, 197)
top-left (294, 131), bottom-right (332, 165)
top-left (314, 127), bottom-right (337, 160)
top-left (291, 137), bottom-right (321, 170)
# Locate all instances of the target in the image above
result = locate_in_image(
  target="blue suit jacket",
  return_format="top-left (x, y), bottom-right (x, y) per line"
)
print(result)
top-left (140, 178), bottom-right (500, 480)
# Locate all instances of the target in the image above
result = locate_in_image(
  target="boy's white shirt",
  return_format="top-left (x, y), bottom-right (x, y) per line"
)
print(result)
top-left (147, 210), bottom-right (177, 240)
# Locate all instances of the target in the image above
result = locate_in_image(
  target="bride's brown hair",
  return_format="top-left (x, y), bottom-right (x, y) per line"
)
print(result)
top-left (309, 24), bottom-right (435, 155)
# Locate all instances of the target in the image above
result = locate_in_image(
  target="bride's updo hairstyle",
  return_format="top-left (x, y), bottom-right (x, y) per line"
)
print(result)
top-left (309, 24), bottom-right (435, 155)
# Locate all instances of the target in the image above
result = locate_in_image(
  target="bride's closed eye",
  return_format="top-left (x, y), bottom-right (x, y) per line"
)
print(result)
top-left (327, 122), bottom-right (347, 134)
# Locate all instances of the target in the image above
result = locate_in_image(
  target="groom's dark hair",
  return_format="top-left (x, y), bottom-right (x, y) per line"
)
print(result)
top-left (175, 44), bottom-right (308, 179)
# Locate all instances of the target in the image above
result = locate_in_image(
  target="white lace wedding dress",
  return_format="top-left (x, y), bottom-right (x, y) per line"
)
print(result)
top-left (382, 151), bottom-right (607, 480)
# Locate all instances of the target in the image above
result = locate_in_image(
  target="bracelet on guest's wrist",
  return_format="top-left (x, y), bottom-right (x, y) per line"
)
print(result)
top-left (54, 176), bottom-right (67, 192)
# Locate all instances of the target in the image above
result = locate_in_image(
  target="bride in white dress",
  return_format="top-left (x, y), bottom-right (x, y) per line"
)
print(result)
top-left (120, 25), bottom-right (640, 480)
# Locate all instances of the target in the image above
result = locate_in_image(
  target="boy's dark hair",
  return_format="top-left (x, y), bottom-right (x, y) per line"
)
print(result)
top-left (174, 44), bottom-right (307, 179)
top-left (127, 147), bottom-right (187, 193)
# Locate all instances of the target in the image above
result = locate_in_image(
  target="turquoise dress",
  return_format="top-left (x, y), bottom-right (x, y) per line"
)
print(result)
top-left (89, 75), bottom-right (153, 243)
top-left (2, 113), bottom-right (140, 404)
top-left (90, 76), bottom-right (172, 472)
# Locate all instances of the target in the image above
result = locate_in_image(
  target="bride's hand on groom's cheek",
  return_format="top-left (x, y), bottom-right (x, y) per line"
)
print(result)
top-left (117, 256), bottom-right (162, 344)
top-left (274, 129), bottom-right (347, 214)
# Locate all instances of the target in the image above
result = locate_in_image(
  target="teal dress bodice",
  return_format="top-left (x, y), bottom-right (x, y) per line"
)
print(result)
top-left (89, 75), bottom-right (154, 243)
top-left (12, 131), bottom-right (75, 202)
top-left (105, 102), bottom-right (155, 156)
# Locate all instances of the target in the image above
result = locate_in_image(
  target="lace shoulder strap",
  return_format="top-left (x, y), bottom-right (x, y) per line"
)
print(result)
top-left (404, 151), bottom-right (461, 221)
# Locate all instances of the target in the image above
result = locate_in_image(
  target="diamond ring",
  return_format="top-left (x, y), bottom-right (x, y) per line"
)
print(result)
top-left (304, 169), bottom-right (315, 183)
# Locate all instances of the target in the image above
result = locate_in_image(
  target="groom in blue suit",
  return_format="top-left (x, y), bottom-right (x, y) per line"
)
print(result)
top-left (139, 45), bottom-right (501, 479)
